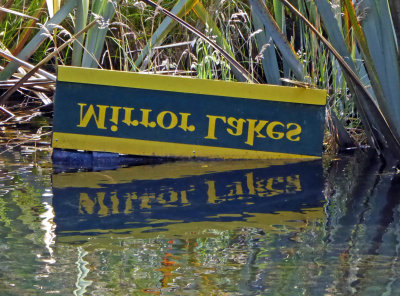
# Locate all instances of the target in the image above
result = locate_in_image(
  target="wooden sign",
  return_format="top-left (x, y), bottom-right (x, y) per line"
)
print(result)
top-left (52, 66), bottom-right (326, 159)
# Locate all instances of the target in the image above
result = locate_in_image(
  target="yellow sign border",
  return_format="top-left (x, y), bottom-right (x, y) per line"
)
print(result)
top-left (52, 132), bottom-right (319, 160)
top-left (57, 66), bottom-right (327, 106)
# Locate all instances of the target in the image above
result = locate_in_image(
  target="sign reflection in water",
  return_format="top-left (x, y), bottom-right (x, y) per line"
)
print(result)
top-left (52, 159), bottom-right (325, 236)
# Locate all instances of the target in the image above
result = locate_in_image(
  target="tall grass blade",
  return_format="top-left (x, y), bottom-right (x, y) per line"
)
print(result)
top-left (0, 0), bottom-right (78, 81)
top-left (80, 0), bottom-right (104, 68)
top-left (192, 2), bottom-right (248, 82)
top-left (249, 0), bottom-right (304, 81)
top-left (72, 0), bottom-right (89, 66)
top-left (141, 0), bottom-right (255, 83)
top-left (273, 0), bottom-right (285, 31)
top-left (272, 0), bottom-right (289, 78)
top-left (0, 7), bottom-right (38, 21)
top-left (81, 0), bottom-right (119, 68)
top-left (192, 2), bottom-right (233, 57)
top-left (0, 49), bottom-right (56, 81)
top-left (135, 0), bottom-right (198, 70)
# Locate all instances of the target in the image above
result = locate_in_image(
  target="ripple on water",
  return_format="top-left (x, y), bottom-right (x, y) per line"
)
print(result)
top-left (0, 151), bottom-right (399, 295)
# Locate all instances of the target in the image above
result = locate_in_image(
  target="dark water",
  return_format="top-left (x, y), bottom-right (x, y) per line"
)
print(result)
top-left (0, 149), bottom-right (399, 295)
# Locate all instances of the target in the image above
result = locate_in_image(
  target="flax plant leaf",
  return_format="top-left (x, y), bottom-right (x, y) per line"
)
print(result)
top-left (281, 0), bottom-right (400, 159)
top-left (273, 0), bottom-right (285, 31)
top-left (252, 12), bottom-right (281, 85)
top-left (341, 0), bottom-right (381, 90)
top-left (72, 0), bottom-right (89, 66)
top-left (81, 0), bottom-right (119, 68)
top-left (355, 0), bottom-right (400, 138)
top-left (249, 0), bottom-right (304, 81)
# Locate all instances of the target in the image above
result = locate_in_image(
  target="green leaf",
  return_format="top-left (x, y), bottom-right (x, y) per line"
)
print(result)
top-left (81, 0), bottom-right (119, 68)
top-left (313, 0), bottom-right (355, 70)
top-left (252, 12), bottom-right (281, 85)
top-left (341, 0), bottom-right (387, 120)
top-left (273, 0), bottom-right (285, 31)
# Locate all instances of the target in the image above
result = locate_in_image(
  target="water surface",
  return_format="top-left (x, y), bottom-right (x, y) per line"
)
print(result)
top-left (0, 149), bottom-right (399, 295)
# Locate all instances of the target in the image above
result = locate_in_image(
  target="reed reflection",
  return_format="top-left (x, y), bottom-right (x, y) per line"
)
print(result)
top-left (321, 152), bottom-right (400, 296)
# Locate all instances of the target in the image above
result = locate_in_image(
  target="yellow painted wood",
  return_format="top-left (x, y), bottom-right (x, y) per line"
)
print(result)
top-left (56, 208), bottom-right (324, 243)
top-left (52, 132), bottom-right (320, 160)
top-left (53, 158), bottom-right (307, 189)
top-left (57, 66), bottom-right (327, 106)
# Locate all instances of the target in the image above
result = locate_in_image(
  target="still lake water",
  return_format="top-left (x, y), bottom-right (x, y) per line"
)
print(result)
top-left (0, 149), bottom-right (400, 295)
